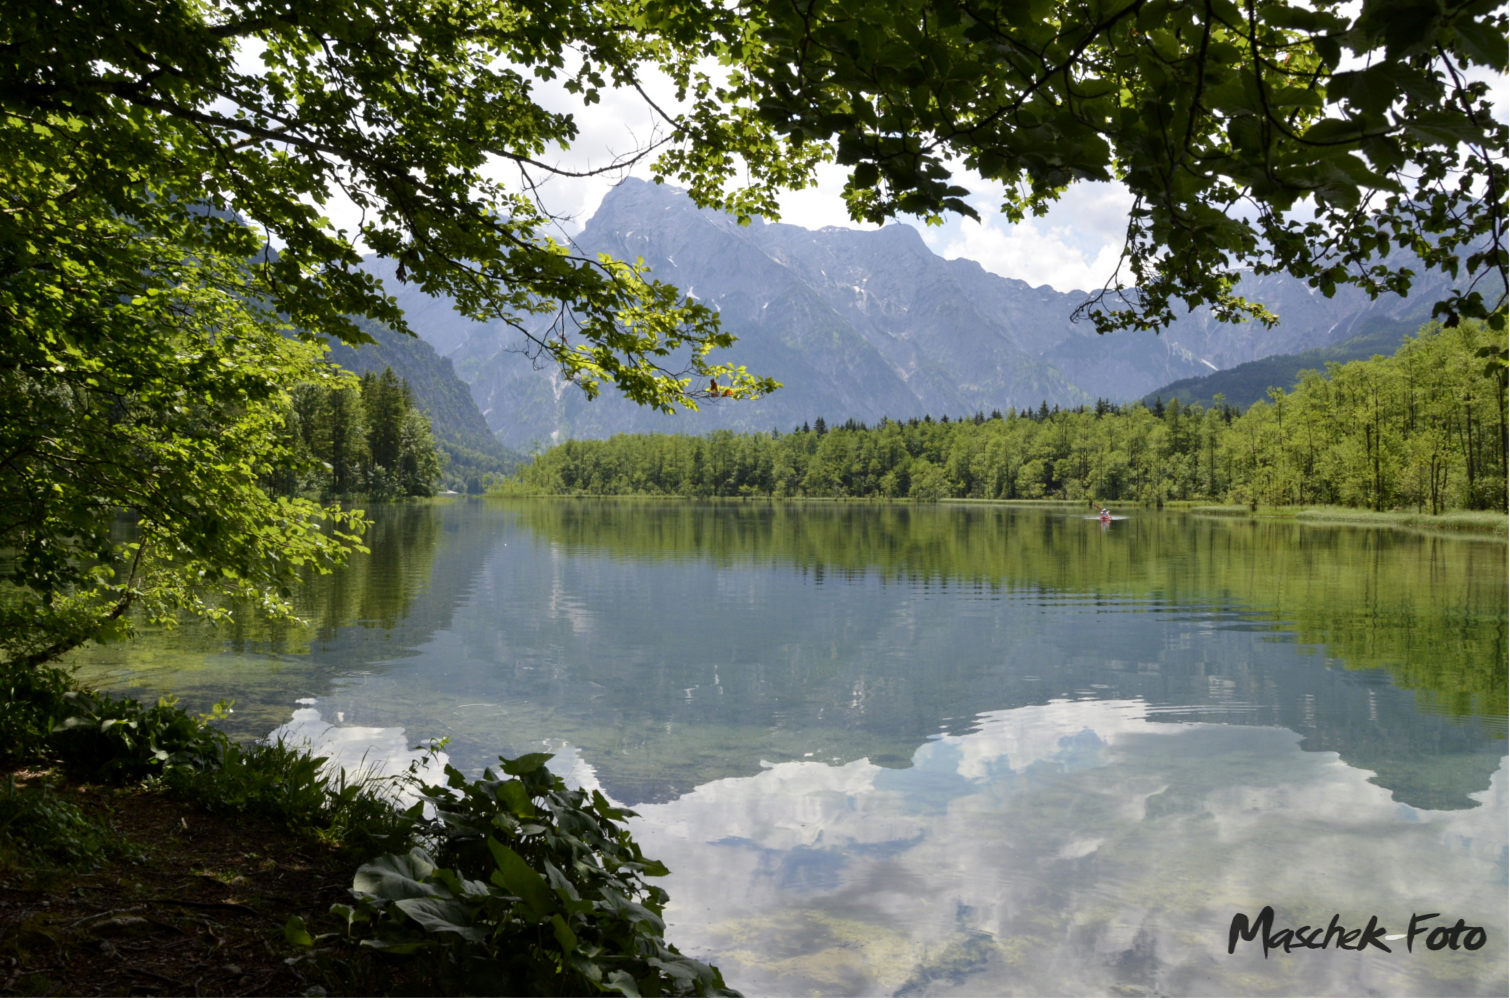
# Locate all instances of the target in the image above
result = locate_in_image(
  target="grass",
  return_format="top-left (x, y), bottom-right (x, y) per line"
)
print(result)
top-left (0, 776), bottom-right (142, 870)
top-left (1189, 504), bottom-right (1508, 534)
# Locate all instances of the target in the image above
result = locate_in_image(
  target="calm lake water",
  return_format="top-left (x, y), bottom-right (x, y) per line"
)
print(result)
top-left (77, 500), bottom-right (1508, 997)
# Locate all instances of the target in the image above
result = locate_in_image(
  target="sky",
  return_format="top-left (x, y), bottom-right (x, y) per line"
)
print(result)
top-left (230, 32), bottom-right (1137, 296)
top-left (502, 65), bottom-right (1138, 296)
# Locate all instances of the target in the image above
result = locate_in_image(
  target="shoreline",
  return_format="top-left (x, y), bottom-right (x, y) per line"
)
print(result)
top-left (486, 493), bottom-right (1508, 534)
top-left (1185, 504), bottom-right (1507, 534)
top-left (0, 765), bottom-right (358, 998)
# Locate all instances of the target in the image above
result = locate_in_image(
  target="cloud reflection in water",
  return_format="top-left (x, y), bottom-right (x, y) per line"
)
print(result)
top-left (268, 696), bottom-right (1506, 997)
top-left (620, 699), bottom-right (1508, 998)
top-left (267, 706), bottom-right (449, 798)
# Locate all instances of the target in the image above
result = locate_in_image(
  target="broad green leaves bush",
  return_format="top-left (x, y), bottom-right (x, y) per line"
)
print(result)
top-left (301, 753), bottom-right (737, 997)
top-left (46, 691), bottom-right (229, 782)
top-left (0, 661), bottom-right (73, 763)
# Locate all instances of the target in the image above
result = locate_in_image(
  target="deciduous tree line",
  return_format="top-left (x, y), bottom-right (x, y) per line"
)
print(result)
top-left (267, 368), bottom-right (444, 501)
top-left (505, 322), bottom-right (1506, 512)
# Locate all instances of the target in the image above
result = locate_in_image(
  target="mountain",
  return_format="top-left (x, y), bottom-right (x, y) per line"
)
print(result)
top-left (1142, 321), bottom-right (1422, 411)
top-left (325, 318), bottom-right (525, 489)
top-left (225, 207), bottom-right (521, 487)
top-left (366, 179), bottom-right (1457, 450)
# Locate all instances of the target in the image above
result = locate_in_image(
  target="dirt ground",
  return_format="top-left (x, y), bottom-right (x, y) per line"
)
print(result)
top-left (0, 773), bottom-right (365, 998)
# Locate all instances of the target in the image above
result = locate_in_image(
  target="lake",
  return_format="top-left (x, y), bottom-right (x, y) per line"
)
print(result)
top-left (76, 500), bottom-right (1508, 997)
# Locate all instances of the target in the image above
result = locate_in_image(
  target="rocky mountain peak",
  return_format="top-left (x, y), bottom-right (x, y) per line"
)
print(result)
top-left (369, 177), bottom-right (1448, 450)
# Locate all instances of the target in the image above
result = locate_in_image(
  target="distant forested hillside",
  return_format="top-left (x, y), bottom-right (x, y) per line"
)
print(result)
top-left (501, 322), bottom-right (1507, 513)
top-left (1142, 321), bottom-right (1419, 410)
top-left (326, 318), bottom-right (524, 491)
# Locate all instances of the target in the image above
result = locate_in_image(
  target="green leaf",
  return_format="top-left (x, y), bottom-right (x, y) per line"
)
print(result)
top-left (393, 897), bottom-right (487, 942)
top-left (637, 859), bottom-right (671, 878)
top-left (1300, 119), bottom-right (1365, 145)
top-left (499, 753), bottom-right (554, 775)
top-left (497, 779), bottom-right (536, 818)
top-left (328, 903), bottom-right (369, 927)
top-left (1268, 87), bottom-right (1323, 110)
top-left (1453, 19), bottom-right (1509, 72)
top-left (850, 162), bottom-right (880, 189)
top-left (1136, 0), bottom-right (1171, 31)
top-left (1404, 113), bottom-right (1489, 146)
top-left (604, 969), bottom-right (642, 997)
top-left (358, 925), bottom-right (433, 954)
top-left (550, 913), bottom-right (578, 953)
top-left (283, 915), bottom-right (314, 948)
top-left (487, 837), bottom-right (558, 919)
top-left (353, 849), bottom-right (443, 901)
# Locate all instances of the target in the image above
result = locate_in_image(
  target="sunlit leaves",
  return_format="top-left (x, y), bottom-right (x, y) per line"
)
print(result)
top-left (3, 0), bottom-right (800, 421)
top-left (0, 131), bottom-right (366, 668)
top-left (0, 0), bottom-right (835, 670)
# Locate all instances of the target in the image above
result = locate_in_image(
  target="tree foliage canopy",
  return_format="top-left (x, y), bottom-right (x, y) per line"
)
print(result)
top-left (0, 186), bottom-right (365, 670)
top-left (2, 0), bottom-right (800, 409)
top-left (1, 0), bottom-right (792, 669)
top-left (271, 368), bottom-right (445, 500)
top-left (717, 0), bottom-right (1507, 331)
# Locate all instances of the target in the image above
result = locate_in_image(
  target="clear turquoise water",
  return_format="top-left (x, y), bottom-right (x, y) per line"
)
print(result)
top-left (76, 500), bottom-right (1508, 997)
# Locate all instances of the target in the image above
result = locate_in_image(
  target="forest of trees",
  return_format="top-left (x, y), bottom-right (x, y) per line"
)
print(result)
top-left (267, 367), bottom-right (444, 500)
top-left (503, 321), bottom-right (1507, 513)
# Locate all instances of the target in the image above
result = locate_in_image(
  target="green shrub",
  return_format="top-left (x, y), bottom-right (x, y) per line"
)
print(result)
top-left (45, 690), bottom-right (229, 781)
top-left (295, 751), bottom-right (737, 997)
top-left (1, 670), bottom-right (409, 854)
top-left (0, 778), bottom-right (138, 869)
top-left (0, 662), bottom-right (74, 763)
top-left (1, 663), bottom-right (229, 782)
top-left (170, 740), bottom-right (417, 856)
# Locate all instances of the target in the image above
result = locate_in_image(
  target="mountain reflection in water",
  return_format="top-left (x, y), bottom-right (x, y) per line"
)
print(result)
top-left (75, 500), bottom-right (1508, 997)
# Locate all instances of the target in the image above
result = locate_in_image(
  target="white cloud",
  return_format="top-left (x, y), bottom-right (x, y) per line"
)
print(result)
top-left (241, 35), bottom-right (1501, 291)
top-left (772, 162), bottom-right (882, 232)
top-left (499, 62), bottom-right (686, 239)
top-left (244, 43), bottom-right (1134, 283)
top-left (927, 182), bottom-right (1136, 293)
top-left (936, 214), bottom-right (1127, 294)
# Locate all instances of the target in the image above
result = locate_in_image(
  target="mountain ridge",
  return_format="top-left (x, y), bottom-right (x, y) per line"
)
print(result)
top-left (1142, 320), bottom-right (1423, 411)
top-left (366, 178), bottom-right (1453, 450)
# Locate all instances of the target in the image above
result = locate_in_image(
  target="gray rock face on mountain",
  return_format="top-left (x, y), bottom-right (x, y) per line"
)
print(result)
top-left (373, 178), bottom-right (1448, 449)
